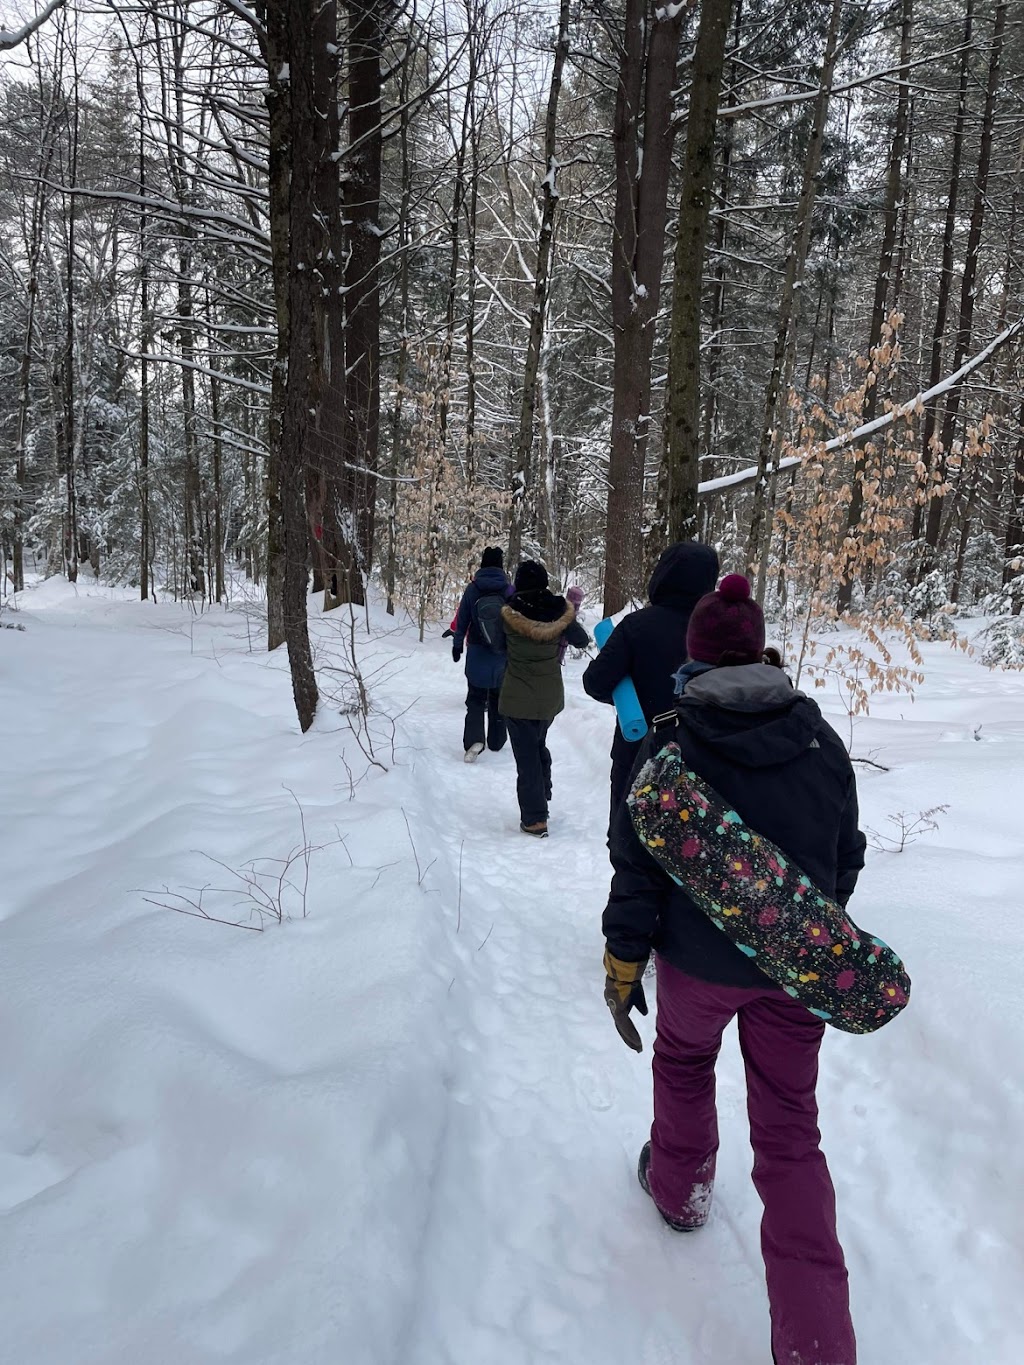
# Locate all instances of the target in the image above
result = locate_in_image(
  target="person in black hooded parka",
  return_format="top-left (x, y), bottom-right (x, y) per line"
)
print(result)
top-left (582, 541), bottom-right (719, 829)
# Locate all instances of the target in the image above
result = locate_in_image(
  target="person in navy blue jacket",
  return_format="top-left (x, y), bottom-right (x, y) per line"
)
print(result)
top-left (452, 547), bottom-right (513, 761)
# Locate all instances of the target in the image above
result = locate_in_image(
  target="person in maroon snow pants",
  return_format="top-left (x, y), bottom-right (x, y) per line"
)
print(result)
top-left (602, 574), bottom-right (867, 1365)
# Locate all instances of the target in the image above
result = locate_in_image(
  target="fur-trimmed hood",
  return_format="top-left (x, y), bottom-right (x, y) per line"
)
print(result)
top-left (502, 603), bottom-right (576, 642)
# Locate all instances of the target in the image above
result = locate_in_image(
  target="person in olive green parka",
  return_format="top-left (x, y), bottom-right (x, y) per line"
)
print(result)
top-left (499, 561), bottom-right (589, 837)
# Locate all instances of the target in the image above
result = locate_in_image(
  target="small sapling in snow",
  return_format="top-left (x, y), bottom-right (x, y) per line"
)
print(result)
top-left (865, 805), bottom-right (949, 854)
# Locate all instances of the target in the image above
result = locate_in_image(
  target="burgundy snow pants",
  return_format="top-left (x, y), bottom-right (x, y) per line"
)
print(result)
top-left (649, 956), bottom-right (856, 1365)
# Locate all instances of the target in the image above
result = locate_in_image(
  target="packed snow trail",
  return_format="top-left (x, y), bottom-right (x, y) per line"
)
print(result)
top-left (2, 579), bottom-right (1023, 1363)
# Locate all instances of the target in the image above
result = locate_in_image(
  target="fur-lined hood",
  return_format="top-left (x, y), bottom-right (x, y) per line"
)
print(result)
top-left (502, 603), bottom-right (576, 642)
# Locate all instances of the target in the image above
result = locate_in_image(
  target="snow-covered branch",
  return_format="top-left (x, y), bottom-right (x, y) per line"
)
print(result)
top-left (699, 314), bottom-right (1024, 499)
top-left (0, 0), bottom-right (64, 52)
top-left (720, 46), bottom-right (969, 120)
top-left (120, 349), bottom-right (272, 396)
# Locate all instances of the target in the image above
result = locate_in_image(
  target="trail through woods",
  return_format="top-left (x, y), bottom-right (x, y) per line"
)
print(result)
top-left (2, 581), bottom-right (1024, 1362)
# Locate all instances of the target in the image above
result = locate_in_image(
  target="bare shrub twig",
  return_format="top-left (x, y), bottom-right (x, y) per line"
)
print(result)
top-left (866, 805), bottom-right (949, 853)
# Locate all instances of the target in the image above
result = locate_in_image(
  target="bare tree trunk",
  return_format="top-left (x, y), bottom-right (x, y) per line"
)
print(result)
top-left (60, 56), bottom-right (80, 584)
top-left (210, 367), bottom-right (225, 603)
top-left (745, 0), bottom-right (844, 602)
top-left (664, 0), bottom-right (732, 546)
top-left (604, 0), bottom-right (645, 611)
top-left (924, 0), bottom-right (1007, 558)
top-left (11, 60), bottom-right (62, 593)
top-left (508, 0), bottom-right (570, 564)
top-left (338, 0), bottom-right (388, 601)
top-left (603, 0), bottom-right (692, 614)
top-left (538, 326), bottom-right (559, 570)
top-left (264, 3), bottom-right (290, 650)
top-left (836, 0), bottom-right (913, 612)
top-left (269, 0), bottom-right (320, 730)
top-left (1002, 140), bottom-right (1024, 588)
top-left (912, 0), bottom-right (974, 544)
top-left (169, 14), bottom-right (204, 598)
top-left (951, 458), bottom-right (982, 605)
top-left (1006, 394), bottom-right (1024, 607)
top-left (386, 41), bottom-right (415, 615)
top-left (438, 0), bottom-right (478, 454)
top-left (12, 135), bottom-right (54, 592)
top-left (464, 87), bottom-right (481, 491)
top-left (892, 90), bottom-right (915, 314)
top-left (138, 115), bottom-right (151, 601)
top-left (701, 0), bottom-right (742, 478)
top-left (309, 0), bottom-right (346, 608)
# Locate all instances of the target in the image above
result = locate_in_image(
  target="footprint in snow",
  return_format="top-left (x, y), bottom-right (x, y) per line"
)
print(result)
top-left (572, 1063), bottom-right (613, 1113)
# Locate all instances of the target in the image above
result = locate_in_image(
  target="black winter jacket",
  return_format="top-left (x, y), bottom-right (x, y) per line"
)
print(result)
top-left (582, 542), bottom-right (719, 798)
top-left (603, 664), bottom-right (867, 988)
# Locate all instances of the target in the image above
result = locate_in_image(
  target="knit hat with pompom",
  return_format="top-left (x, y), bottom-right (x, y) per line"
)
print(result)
top-left (685, 574), bottom-right (766, 666)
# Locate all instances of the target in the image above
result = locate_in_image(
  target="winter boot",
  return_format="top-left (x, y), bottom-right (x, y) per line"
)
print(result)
top-left (520, 821), bottom-right (548, 838)
top-left (464, 742), bottom-right (485, 763)
top-left (637, 1142), bottom-right (706, 1232)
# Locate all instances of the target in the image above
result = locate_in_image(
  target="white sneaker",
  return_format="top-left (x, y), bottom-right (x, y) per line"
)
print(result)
top-left (464, 743), bottom-right (485, 763)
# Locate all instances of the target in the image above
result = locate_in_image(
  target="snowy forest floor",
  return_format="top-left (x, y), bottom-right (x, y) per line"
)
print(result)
top-left (2, 578), bottom-right (1024, 1364)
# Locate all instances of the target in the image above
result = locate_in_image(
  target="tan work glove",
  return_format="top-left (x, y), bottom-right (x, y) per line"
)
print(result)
top-left (604, 949), bottom-right (650, 1053)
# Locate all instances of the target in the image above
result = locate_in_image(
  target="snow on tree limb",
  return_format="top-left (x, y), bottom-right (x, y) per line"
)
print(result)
top-left (22, 179), bottom-right (271, 257)
top-left (0, 0), bottom-right (64, 52)
top-left (699, 313), bottom-right (1024, 499)
top-left (720, 46), bottom-right (969, 121)
top-left (219, 0), bottom-right (266, 39)
top-left (120, 349), bottom-right (272, 396)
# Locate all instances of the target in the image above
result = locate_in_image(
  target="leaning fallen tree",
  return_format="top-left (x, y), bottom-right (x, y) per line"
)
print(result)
top-left (697, 313), bottom-right (1024, 499)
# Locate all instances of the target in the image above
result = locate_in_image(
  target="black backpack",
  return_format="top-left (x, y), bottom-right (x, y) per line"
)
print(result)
top-left (472, 593), bottom-right (507, 653)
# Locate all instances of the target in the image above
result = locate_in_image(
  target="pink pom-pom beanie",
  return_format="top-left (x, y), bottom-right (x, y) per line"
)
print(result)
top-left (685, 573), bottom-right (766, 665)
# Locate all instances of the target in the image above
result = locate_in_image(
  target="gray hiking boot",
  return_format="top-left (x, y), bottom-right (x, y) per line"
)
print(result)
top-left (638, 1142), bottom-right (706, 1232)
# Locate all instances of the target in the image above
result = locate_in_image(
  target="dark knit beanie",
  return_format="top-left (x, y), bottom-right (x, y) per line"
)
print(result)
top-left (514, 559), bottom-right (549, 593)
top-left (686, 574), bottom-right (766, 666)
top-left (481, 546), bottom-right (504, 569)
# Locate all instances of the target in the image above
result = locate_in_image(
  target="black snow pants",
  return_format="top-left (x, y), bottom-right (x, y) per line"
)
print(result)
top-left (505, 717), bottom-right (553, 825)
top-left (464, 685), bottom-right (507, 753)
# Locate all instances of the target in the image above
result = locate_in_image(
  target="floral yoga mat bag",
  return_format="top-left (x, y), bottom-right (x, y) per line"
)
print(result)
top-left (627, 727), bottom-right (911, 1034)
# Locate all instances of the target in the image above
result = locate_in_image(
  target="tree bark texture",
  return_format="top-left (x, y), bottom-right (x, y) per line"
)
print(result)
top-left (912, 0), bottom-right (974, 543)
top-left (139, 125), bottom-right (151, 602)
top-left (262, 0), bottom-right (318, 727)
top-left (61, 67), bottom-right (80, 584)
top-left (437, 11), bottom-right (476, 456)
top-left (745, 0), bottom-right (844, 603)
top-left (602, 0), bottom-right (692, 615)
top-left (924, 0), bottom-right (1006, 556)
top-left (309, 0), bottom-right (348, 608)
top-left (169, 15), bottom-right (205, 598)
top-left (338, 0), bottom-right (389, 602)
top-left (508, 0), bottom-right (571, 566)
top-left (836, 0), bottom-right (913, 612)
top-left (701, 0), bottom-right (743, 481)
top-left (1006, 393), bottom-right (1024, 609)
top-left (12, 146), bottom-right (52, 592)
top-left (264, 11), bottom-right (289, 648)
top-left (386, 43), bottom-right (415, 615)
top-left (664, 0), bottom-right (732, 548)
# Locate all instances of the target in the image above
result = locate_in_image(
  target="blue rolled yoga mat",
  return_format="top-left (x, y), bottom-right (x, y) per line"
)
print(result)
top-left (593, 618), bottom-right (649, 742)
